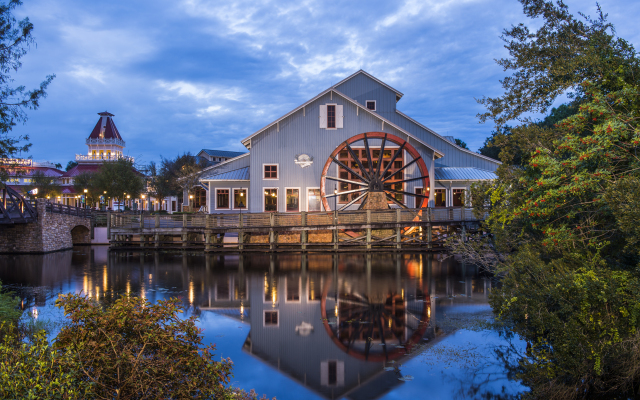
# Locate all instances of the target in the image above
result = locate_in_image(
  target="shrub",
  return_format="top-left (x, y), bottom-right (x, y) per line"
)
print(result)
top-left (54, 294), bottom-right (234, 399)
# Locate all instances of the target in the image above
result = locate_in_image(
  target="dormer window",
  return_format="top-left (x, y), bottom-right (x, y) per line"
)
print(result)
top-left (366, 100), bottom-right (376, 111)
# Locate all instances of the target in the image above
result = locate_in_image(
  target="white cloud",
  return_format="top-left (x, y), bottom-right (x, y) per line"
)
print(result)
top-left (377, 0), bottom-right (482, 29)
top-left (155, 80), bottom-right (245, 102)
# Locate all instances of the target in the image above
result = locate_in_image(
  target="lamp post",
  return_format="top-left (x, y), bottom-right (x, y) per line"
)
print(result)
top-left (239, 189), bottom-right (244, 218)
top-left (83, 188), bottom-right (88, 208)
top-left (334, 188), bottom-right (337, 212)
top-left (141, 194), bottom-right (146, 212)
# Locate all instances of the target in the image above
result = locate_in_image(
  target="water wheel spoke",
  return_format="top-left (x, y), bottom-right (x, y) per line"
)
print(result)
top-left (362, 133), bottom-right (375, 178)
top-left (332, 156), bottom-right (368, 183)
top-left (357, 193), bottom-right (369, 210)
top-left (380, 142), bottom-right (406, 179)
top-left (382, 157), bottom-right (420, 182)
top-left (338, 191), bottom-right (368, 211)
top-left (325, 187), bottom-right (368, 198)
top-left (377, 316), bottom-right (389, 359)
top-left (374, 134), bottom-right (388, 178)
top-left (388, 175), bottom-right (431, 185)
top-left (384, 192), bottom-right (407, 209)
top-left (345, 142), bottom-right (371, 181)
top-left (386, 188), bottom-right (430, 199)
top-left (325, 176), bottom-right (368, 186)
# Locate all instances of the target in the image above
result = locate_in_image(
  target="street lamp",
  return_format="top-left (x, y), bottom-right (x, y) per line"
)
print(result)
top-left (334, 188), bottom-right (337, 212)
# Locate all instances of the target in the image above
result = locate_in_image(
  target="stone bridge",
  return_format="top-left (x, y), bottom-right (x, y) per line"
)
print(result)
top-left (0, 200), bottom-right (92, 253)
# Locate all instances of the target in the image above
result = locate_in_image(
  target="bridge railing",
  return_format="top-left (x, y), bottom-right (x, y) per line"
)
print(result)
top-left (45, 202), bottom-right (92, 218)
top-left (108, 207), bottom-right (483, 230)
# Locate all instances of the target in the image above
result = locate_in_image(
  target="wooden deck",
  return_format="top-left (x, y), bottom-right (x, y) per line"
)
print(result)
top-left (108, 207), bottom-right (482, 252)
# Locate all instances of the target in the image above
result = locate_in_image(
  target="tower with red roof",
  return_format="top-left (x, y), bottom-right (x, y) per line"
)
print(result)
top-left (76, 111), bottom-right (131, 163)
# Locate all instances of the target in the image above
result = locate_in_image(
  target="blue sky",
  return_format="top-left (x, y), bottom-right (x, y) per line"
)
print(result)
top-left (11, 0), bottom-right (640, 167)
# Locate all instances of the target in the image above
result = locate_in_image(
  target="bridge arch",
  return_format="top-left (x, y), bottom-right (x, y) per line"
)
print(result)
top-left (71, 225), bottom-right (91, 245)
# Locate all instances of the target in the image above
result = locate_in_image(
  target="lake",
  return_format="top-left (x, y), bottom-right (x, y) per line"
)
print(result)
top-left (0, 247), bottom-right (526, 400)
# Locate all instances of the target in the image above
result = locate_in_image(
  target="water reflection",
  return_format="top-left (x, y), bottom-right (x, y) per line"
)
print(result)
top-left (0, 248), bottom-right (503, 400)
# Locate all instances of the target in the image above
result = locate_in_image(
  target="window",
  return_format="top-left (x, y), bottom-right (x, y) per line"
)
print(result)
top-left (328, 361), bottom-right (337, 385)
top-left (435, 189), bottom-right (446, 207)
top-left (286, 188), bottom-right (299, 212)
top-left (308, 276), bottom-right (321, 301)
top-left (234, 189), bottom-right (247, 209)
top-left (308, 188), bottom-right (321, 212)
top-left (264, 311), bottom-right (278, 326)
top-left (264, 188), bottom-right (278, 212)
top-left (286, 277), bottom-right (300, 302)
top-left (327, 105), bottom-right (336, 128)
top-left (415, 187), bottom-right (426, 208)
top-left (366, 100), bottom-right (376, 111)
top-left (264, 164), bottom-right (278, 179)
top-left (216, 189), bottom-right (229, 209)
top-left (453, 189), bottom-right (466, 206)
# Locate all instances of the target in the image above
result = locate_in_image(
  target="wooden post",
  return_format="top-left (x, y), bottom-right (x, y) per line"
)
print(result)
top-left (183, 213), bottom-right (188, 227)
top-left (334, 210), bottom-right (338, 250)
top-left (155, 214), bottom-right (160, 228)
top-left (269, 212), bottom-right (275, 251)
top-left (205, 232), bottom-right (211, 251)
top-left (396, 208), bottom-right (401, 250)
top-left (106, 211), bottom-right (111, 241)
top-left (139, 214), bottom-right (144, 230)
top-left (301, 211), bottom-right (307, 251)
top-left (140, 235), bottom-right (145, 247)
top-left (238, 213), bottom-right (244, 251)
top-left (366, 210), bottom-right (372, 250)
top-left (155, 233), bottom-right (160, 248)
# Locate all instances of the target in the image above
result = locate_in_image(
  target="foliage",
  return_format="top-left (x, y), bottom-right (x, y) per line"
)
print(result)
top-left (454, 138), bottom-right (469, 149)
top-left (0, 281), bottom-right (21, 332)
top-left (0, 0), bottom-right (55, 180)
top-left (72, 171), bottom-right (99, 207)
top-left (476, 0), bottom-right (639, 127)
top-left (152, 153), bottom-right (208, 200)
top-left (451, 0), bottom-right (640, 397)
top-left (54, 294), bottom-right (235, 400)
top-left (146, 160), bottom-right (173, 202)
top-left (93, 158), bottom-right (145, 204)
top-left (26, 170), bottom-right (61, 199)
top-left (65, 161), bottom-right (77, 171)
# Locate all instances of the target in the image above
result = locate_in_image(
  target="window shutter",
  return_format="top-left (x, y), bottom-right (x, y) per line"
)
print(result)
top-left (319, 105), bottom-right (327, 129)
top-left (337, 361), bottom-right (345, 386)
top-left (336, 105), bottom-right (344, 128)
top-left (320, 361), bottom-right (328, 385)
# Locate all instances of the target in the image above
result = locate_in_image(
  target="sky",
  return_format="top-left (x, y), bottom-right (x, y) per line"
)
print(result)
top-left (10, 0), bottom-right (640, 167)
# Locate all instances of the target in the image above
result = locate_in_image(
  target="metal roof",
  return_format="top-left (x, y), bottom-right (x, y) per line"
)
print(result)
top-left (331, 69), bottom-right (404, 100)
top-left (200, 149), bottom-right (247, 158)
top-left (434, 167), bottom-right (497, 181)
top-left (201, 166), bottom-right (249, 181)
top-left (240, 88), bottom-right (445, 158)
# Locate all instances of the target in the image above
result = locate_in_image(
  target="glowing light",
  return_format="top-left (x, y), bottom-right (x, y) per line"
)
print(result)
top-left (334, 304), bottom-right (338, 317)
top-left (401, 289), bottom-right (404, 300)
top-left (103, 266), bottom-right (108, 293)
top-left (32, 308), bottom-right (38, 319)
top-left (388, 319), bottom-right (392, 328)
top-left (189, 281), bottom-right (194, 304)
top-left (126, 280), bottom-right (131, 295)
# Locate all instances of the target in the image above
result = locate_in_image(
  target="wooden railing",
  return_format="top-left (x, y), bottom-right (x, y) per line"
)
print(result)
top-left (109, 207), bottom-right (481, 230)
top-left (45, 202), bottom-right (93, 218)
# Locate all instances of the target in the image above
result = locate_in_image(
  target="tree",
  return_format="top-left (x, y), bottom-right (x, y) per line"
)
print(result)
top-left (0, 0), bottom-right (55, 181)
top-left (73, 171), bottom-right (100, 207)
top-left (26, 170), bottom-right (60, 199)
top-left (453, 138), bottom-right (469, 149)
top-left (450, 1), bottom-right (640, 397)
top-left (54, 294), bottom-right (234, 399)
top-left (65, 161), bottom-right (78, 171)
top-left (94, 158), bottom-right (144, 206)
top-left (146, 161), bottom-right (173, 207)
top-left (173, 153), bottom-right (208, 200)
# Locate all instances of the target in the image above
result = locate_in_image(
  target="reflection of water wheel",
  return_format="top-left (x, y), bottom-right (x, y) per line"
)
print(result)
top-left (320, 132), bottom-right (431, 211)
top-left (320, 276), bottom-right (430, 362)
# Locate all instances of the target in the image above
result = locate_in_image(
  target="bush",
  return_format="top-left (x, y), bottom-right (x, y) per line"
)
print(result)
top-left (54, 294), bottom-right (234, 399)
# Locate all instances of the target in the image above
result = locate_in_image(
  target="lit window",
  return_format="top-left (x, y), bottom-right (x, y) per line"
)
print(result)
top-left (233, 189), bottom-right (246, 209)
top-left (453, 189), bottom-right (465, 206)
top-left (264, 189), bottom-right (277, 212)
top-left (435, 189), bottom-right (446, 207)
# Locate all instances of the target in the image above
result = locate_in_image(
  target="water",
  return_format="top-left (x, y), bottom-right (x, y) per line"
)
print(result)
top-left (0, 247), bottom-right (526, 400)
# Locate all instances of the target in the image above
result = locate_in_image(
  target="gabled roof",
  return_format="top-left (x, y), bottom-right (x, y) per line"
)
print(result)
top-left (200, 152), bottom-right (250, 174)
top-left (201, 166), bottom-right (249, 181)
top-left (435, 167), bottom-right (497, 181)
top-left (88, 111), bottom-right (123, 140)
top-left (198, 149), bottom-right (247, 158)
top-left (61, 164), bottom-right (101, 177)
top-left (395, 110), bottom-right (502, 165)
top-left (332, 69), bottom-right (404, 100)
top-left (240, 88), bottom-right (444, 158)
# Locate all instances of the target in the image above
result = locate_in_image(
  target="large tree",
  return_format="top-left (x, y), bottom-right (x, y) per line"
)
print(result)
top-left (0, 0), bottom-right (55, 181)
top-left (26, 170), bottom-right (60, 199)
top-left (94, 158), bottom-right (145, 207)
top-left (453, 1), bottom-right (640, 397)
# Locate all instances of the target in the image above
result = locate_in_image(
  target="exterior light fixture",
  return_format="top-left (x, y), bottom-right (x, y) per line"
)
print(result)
top-left (189, 195), bottom-right (193, 199)
top-left (84, 189), bottom-right (88, 193)
top-left (141, 194), bottom-right (145, 199)
top-left (104, 191), bottom-right (107, 194)
top-left (127, 195), bottom-right (130, 199)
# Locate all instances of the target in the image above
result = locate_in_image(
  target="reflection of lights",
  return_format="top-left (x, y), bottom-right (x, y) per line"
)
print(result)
top-left (240, 303), bottom-right (244, 319)
top-left (32, 308), bottom-right (38, 319)
top-left (401, 289), bottom-right (404, 300)
top-left (428, 307), bottom-right (431, 318)
top-left (126, 280), bottom-right (131, 295)
top-left (388, 319), bottom-right (392, 328)
top-left (95, 286), bottom-right (100, 300)
top-left (271, 288), bottom-right (277, 307)
top-left (83, 275), bottom-right (88, 294)
top-left (149, 274), bottom-right (153, 284)
top-left (334, 304), bottom-right (338, 317)
top-left (103, 266), bottom-right (108, 293)
top-left (189, 281), bottom-right (194, 304)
